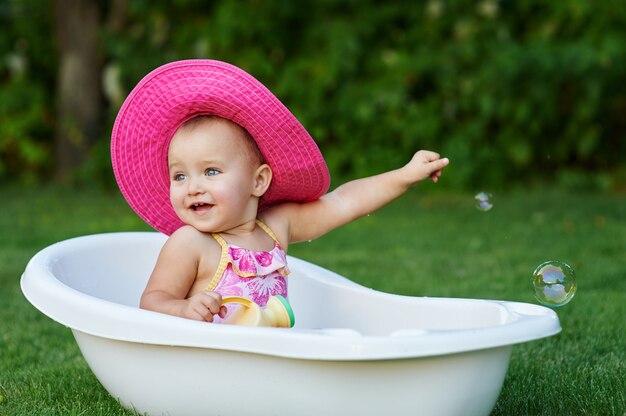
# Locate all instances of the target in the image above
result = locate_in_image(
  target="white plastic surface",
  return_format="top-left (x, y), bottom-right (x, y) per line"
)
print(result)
top-left (21, 232), bottom-right (561, 416)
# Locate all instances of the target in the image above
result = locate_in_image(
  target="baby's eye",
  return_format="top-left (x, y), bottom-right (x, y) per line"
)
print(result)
top-left (173, 173), bottom-right (187, 181)
top-left (205, 168), bottom-right (220, 176)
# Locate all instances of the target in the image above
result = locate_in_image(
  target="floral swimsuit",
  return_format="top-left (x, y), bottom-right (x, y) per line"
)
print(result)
top-left (205, 219), bottom-right (289, 308)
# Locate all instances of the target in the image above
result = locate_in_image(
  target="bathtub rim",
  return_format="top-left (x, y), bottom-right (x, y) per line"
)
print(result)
top-left (21, 232), bottom-right (562, 361)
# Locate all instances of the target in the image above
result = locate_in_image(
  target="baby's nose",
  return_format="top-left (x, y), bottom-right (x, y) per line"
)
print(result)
top-left (187, 176), bottom-right (205, 195)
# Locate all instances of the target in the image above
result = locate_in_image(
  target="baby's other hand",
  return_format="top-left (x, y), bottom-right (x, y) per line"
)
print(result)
top-left (183, 291), bottom-right (227, 322)
top-left (404, 150), bottom-right (449, 184)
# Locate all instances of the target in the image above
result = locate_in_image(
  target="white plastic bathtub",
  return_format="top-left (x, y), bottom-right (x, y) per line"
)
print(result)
top-left (21, 232), bottom-right (560, 416)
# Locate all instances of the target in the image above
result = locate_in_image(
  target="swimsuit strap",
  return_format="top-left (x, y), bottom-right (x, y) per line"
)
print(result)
top-left (206, 233), bottom-right (229, 292)
top-left (205, 220), bottom-right (281, 292)
top-left (255, 219), bottom-right (280, 244)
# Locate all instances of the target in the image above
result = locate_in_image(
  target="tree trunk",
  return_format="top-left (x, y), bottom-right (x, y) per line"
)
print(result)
top-left (54, 0), bottom-right (101, 181)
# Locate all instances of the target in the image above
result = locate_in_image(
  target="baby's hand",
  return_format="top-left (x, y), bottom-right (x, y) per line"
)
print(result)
top-left (403, 150), bottom-right (449, 184)
top-left (182, 291), bottom-right (227, 322)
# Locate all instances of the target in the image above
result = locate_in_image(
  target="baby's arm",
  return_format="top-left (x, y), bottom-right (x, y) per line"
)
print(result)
top-left (140, 227), bottom-right (226, 322)
top-left (270, 150), bottom-right (448, 244)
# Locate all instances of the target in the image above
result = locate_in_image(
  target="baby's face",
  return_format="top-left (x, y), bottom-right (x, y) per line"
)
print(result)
top-left (167, 119), bottom-right (262, 233)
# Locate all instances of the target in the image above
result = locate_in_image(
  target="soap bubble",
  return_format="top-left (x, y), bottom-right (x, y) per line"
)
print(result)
top-left (532, 260), bottom-right (577, 307)
top-left (474, 192), bottom-right (493, 211)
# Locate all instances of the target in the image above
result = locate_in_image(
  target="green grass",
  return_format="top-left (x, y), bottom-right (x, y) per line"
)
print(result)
top-left (1, 185), bottom-right (624, 415)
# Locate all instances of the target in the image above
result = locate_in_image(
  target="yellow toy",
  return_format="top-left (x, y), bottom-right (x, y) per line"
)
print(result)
top-left (221, 295), bottom-right (294, 328)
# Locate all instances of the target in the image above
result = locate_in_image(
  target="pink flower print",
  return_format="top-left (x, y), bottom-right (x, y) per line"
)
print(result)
top-left (246, 274), bottom-right (287, 306)
top-left (229, 247), bottom-right (257, 274)
top-left (229, 246), bottom-right (275, 274)
top-left (214, 267), bottom-right (244, 297)
top-left (254, 251), bottom-right (272, 267)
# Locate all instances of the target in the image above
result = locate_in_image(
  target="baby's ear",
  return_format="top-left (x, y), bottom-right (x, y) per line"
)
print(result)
top-left (252, 164), bottom-right (272, 197)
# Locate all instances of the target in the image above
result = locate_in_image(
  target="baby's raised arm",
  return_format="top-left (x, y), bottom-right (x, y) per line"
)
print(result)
top-left (270, 150), bottom-right (449, 244)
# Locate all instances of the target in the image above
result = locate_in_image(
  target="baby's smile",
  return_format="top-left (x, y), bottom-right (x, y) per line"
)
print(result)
top-left (190, 202), bottom-right (213, 212)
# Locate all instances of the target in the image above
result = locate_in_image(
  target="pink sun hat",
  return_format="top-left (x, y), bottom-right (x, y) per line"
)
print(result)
top-left (111, 59), bottom-right (330, 235)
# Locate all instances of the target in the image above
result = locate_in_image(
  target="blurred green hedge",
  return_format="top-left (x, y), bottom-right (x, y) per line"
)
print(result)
top-left (1, 0), bottom-right (625, 189)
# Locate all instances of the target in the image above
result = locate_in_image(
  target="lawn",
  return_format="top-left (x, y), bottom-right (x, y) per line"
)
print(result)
top-left (1, 185), bottom-right (624, 415)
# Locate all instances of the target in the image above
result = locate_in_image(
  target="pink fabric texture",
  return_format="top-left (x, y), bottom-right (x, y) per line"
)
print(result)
top-left (111, 59), bottom-right (330, 235)
top-left (214, 241), bottom-right (289, 308)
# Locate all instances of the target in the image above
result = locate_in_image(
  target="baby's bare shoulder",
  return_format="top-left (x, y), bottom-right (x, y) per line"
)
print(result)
top-left (166, 226), bottom-right (218, 252)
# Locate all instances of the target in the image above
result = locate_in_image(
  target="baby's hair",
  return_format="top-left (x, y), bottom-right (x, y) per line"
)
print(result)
top-left (175, 115), bottom-right (265, 166)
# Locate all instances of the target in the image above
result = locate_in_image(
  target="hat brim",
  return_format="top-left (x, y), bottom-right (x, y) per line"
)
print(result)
top-left (111, 60), bottom-right (330, 235)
